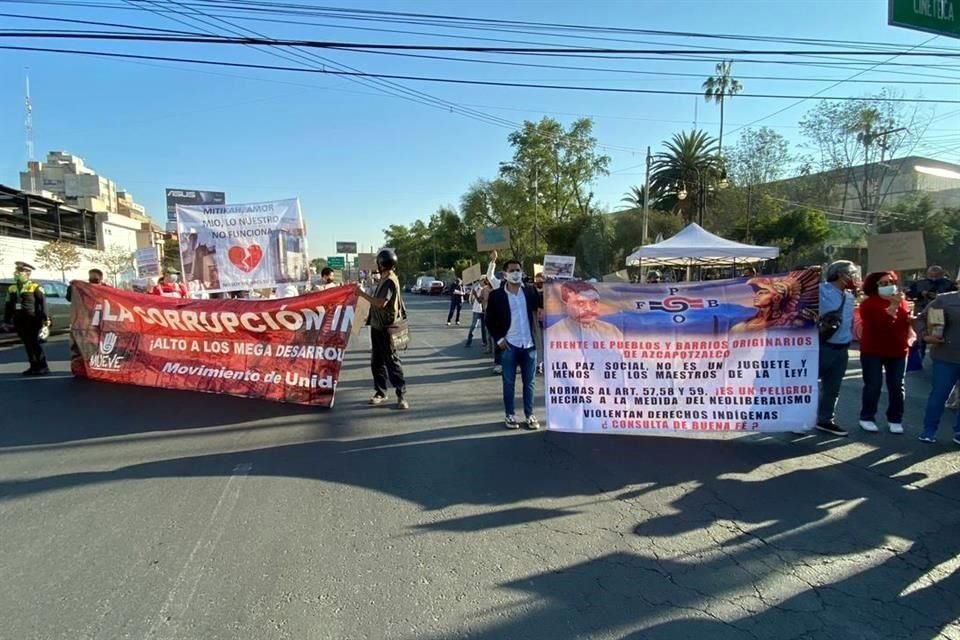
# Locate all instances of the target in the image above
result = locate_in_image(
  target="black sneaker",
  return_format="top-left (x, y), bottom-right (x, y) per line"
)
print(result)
top-left (816, 421), bottom-right (849, 437)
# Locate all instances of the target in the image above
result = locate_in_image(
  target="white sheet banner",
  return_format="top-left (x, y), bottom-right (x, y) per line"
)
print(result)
top-left (176, 198), bottom-right (309, 293)
top-left (544, 270), bottom-right (821, 435)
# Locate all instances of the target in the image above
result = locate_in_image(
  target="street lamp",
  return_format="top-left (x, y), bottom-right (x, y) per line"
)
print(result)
top-left (674, 167), bottom-right (727, 227)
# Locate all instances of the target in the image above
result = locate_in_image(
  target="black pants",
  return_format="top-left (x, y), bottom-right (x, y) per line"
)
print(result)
top-left (860, 354), bottom-right (906, 423)
top-left (371, 327), bottom-right (406, 397)
top-left (447, 298), bottom-right (463, 323)
top-left (16, 317), bottom-right (48, 372)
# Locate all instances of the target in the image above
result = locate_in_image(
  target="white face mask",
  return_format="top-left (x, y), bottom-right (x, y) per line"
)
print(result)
top-left (878, 284), bottom-right (897, 296)
top-left (506, 271), bottom-right (524, 284)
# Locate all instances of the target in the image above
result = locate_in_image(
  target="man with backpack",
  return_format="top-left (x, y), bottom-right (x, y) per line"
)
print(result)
top-left (357, 248), bottom-right (409, 410)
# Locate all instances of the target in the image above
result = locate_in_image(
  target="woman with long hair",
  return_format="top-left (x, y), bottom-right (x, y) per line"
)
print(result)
top-left (857, 271), bottom-right (911, 434)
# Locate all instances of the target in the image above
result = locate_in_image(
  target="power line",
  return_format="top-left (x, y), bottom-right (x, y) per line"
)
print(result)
top-left (7, 31), bottom-right (960, 57)
top-left (725, 35), bottom-right (941, 138)
top-left (7, 43), bottom-right (960, 104)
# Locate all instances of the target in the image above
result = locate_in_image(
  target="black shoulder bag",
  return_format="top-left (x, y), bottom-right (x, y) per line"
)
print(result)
top-left (387, 294), bottom-right (410, 352)
top-left (818, 293), bottom-right (847, 343)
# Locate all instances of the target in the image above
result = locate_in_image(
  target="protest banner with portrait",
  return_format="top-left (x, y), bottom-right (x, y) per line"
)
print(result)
top-left (544, 270), bottom-right (821, 434)
top-left (176, 198), bottom-right (309, 293)
top-left (69, 282), bottom-right (358, 407)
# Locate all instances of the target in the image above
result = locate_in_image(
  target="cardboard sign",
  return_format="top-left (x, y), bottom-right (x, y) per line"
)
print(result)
top-left (868, 231), bottom-right (927, 273)
top-left (358, 253), bottom-right (377, 275)
top-left (462, 263), bottom-right (482, 283)
top-left (476, 227), bottom-right (511, 251)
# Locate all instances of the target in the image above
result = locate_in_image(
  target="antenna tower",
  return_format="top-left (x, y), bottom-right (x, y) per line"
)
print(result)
top-left (25, 70), bottom-right (36, 193)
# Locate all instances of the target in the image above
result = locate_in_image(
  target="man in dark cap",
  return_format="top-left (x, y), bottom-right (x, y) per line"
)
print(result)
top-left (3, 261), bottom-right (50, 375)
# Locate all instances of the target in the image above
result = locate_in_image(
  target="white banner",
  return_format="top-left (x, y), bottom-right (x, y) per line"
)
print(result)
top-left (545, 271), bottom-right (821, 435)
top-left (176, 198), bottom-right (309, 293)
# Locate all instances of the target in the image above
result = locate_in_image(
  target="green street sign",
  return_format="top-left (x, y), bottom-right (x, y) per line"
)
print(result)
top-left (327, 256), bottom-right (345, 269)
top-left (889, 0), bottom-right (959, 38)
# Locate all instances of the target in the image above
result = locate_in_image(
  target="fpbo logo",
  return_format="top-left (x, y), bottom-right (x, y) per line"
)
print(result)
top-left (636, 288), bottom-right (719, 323)
top-left (89, 332), bottom-right (125, 371)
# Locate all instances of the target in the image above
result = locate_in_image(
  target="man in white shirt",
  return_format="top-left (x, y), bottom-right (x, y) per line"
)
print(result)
top-left (485, 257), bottom-right (543, 430)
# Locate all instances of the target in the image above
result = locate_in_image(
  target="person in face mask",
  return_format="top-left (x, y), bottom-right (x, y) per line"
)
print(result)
top-left (2, 261), bottom-right (50, 375)
top-left (814, 260), bottom-right (861, 437)
top-left (484, 258), bottom-right (543, 430)
top-left (856, 271), bottom-right (911, 435)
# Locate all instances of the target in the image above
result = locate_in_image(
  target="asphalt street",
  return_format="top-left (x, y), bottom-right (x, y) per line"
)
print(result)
top-left (1, 294), bottom-right (958, 640)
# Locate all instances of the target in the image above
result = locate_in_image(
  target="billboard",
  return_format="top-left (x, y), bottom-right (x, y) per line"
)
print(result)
top-left (175, 198), bottom-right (309, 293)
top-left (166, 188), bottom-right (226, 227)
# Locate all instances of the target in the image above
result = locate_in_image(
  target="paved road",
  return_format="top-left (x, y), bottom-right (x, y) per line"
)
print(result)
top-left (1, 294), bottom-right (958, 640)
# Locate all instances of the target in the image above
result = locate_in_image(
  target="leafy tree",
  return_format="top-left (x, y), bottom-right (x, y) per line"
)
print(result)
top-left (728, 127), bottom-right (792, 186)
top-left (461, 178), bottom-right (528, 260)
top-left (162, 238), bottom-right (181, 273)
top-left (497, 117), bottom-right (611, 257)
top-left (619, 186), bottom-right (647, 211)
top-left (611, 208), bottom-right (683, 270)
top-left (35, 240), bottom-right (81, 282)
top-left (309, 257), bottom-right (328, 274)
top-left (650, 130), bottom-right (722, 224)
top-left (739, 205), bottom-right (831, 267)
top-left (799, 90), bottom-right (927, 216)
top-left (97, 245), bottom-right (135, 285)
top-left (544, 212), bottom-right (615, 278)
top-left (702, 60), bottom-right (743, 155)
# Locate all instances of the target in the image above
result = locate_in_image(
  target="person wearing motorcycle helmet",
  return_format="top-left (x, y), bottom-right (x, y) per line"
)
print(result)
top-left (357, 248), bottom-right (408, 409)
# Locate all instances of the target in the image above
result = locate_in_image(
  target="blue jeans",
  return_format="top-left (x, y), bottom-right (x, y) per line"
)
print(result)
top-left (500, 343), bottom-right (536, 418)
top-left (860, 354), bottom-right (906, 423)
top-left (466, 312), bottom-right (486, 346)
top-left (922, 359), bottom-right (960, 439)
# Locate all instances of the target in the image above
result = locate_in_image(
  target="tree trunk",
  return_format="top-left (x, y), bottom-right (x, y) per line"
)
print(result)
top-left (719, 97), bottom-right (725, 156)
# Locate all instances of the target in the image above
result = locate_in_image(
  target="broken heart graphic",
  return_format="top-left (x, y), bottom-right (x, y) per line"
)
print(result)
top-left (227, 244), bottom-right (264, 272)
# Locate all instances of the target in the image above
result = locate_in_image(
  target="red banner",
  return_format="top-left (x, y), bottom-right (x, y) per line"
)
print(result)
top-left (69, 282), bottom-right (358, 407)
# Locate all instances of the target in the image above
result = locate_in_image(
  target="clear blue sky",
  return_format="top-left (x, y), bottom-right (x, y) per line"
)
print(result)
top-left (1, 0), bottom-right (958, 258)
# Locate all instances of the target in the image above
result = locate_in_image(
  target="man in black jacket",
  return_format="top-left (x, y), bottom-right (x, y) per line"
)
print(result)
top-left (485, 258), bottom-right (542, 430)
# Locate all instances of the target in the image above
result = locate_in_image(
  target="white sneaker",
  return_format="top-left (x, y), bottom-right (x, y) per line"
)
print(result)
top-left (859, 420), bottom-right (879, 433)
top-left (888, 423), bottom-right (904, 434)
top-left (504, 415), bottom-right (520, 430)
top-left (492, 365), bottom-right (502, 375)
top-left (525, 415), bottom-right (540, 430)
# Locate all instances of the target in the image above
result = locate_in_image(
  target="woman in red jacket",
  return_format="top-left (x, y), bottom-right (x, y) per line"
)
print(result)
top-left (858, 271), bottom-right (912, 434)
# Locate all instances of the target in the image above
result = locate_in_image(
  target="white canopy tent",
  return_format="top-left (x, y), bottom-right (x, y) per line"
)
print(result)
top-left (625, 223), bottom-right (779, 267)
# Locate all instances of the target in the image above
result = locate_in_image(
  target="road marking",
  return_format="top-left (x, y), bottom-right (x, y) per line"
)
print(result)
top-left (146, 463), bottom-right (252, 640)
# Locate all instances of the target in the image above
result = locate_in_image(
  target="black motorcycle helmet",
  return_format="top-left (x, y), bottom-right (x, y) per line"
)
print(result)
top-left (376, 248), bottom-right (397, 271)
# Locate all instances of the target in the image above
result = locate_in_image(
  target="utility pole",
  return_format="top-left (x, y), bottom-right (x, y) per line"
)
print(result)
top-left (533, 164), bottom-right (539, 259)
top-left (641, 146), bottom-right (651, 245)
top-left (862, 126), bottom-right (907, 230)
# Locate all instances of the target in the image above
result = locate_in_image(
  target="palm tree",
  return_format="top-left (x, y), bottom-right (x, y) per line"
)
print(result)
top-left (649, 130), bottom-right (721, 224)
top-left (702, 60), bottom-right (743, 156)
top-left (619, 185), bottom-right (647, 210)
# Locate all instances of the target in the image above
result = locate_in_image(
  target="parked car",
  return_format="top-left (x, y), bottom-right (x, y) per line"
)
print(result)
top-left (428, 280), bottom-right (444, 295)
top-left (0, 279), bottom-right (72, 342)
top-left (415, 275), bottom-right (434, 295)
